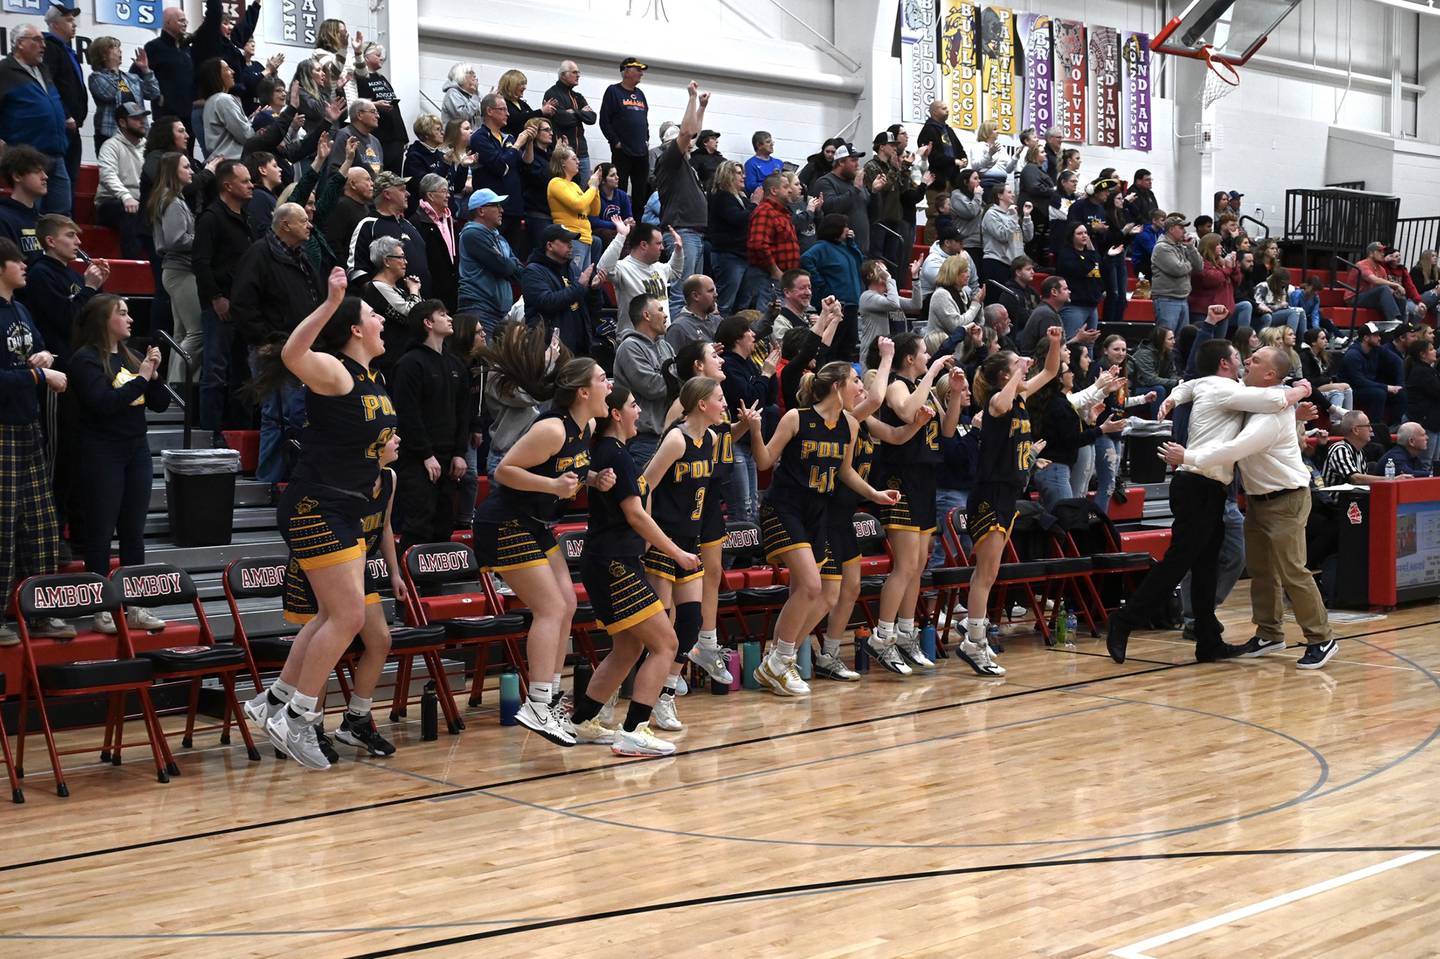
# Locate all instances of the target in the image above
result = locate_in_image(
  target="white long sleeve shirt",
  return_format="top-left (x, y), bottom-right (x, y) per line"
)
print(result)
top-left (1167, 376), bottom-right (1292, 483)
top-left (599, 236), bottom-right (681, 334)
top-left (1181, 390), bottom-right (1311, 494)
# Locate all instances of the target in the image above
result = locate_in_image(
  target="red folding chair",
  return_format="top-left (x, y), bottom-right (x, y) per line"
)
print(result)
top-left (552, 525), bottom-right (603, 667)
top-left (360, 554), bottom-right (459, 732)
top-left (0, 673), bottom-right (22, 803)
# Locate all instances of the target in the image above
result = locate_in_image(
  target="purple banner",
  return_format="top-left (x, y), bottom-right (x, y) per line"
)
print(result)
top-left (1122, 32), bottom-right (1153, 152)
top-left (1018, 12), bottom-right (1053, 137)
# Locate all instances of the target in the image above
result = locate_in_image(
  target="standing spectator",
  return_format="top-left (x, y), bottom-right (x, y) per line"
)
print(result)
top-left (544, 60), bottom-right (596, 183)
top-left (456, 188), bottom-right (522, 338)
top-left (327, 98), bottom-right (385, 177)
top-left (0, 237), bottom-right (75, 646)
top-left (600, 57), bottom-right (650, 202)
top-left (87, 37), bottom-right (161, 153)
top-left (798, 137), bottom-right (842, 195)
top-left (410, 174), bottom-right (459, 310)
top-left (1150, 214), bottom-right (1201, 332)
top-left (1124, 169), bottom-right (1159, 224)
top-left (190, 0), bottom-right (257, 93)
top-left (590, 162), bottom-right (632, 253)
top-left (440, 62), bottom-right (483, 128)
top-left (598, 218), bottom-right (682, 331)
top-left (350, 171), bottom-right (430, 293)
top-left (144, 5), bottom-right (192, 128)
top-left (691, 129), bottom-right (725, 193)
top-left (148, 152), bottom-right (203, 384)
top-left (403, 113), bottom-right (454, 213)
top-left (814, 143), bottom-right (875, 259)
top-left (1017, 276), bottom-right (1070, 355)
top-left (309, 18), bottom-right (356, 102)
top-left (0, 23), bottom-right (71, 215)
top-left (19, 213), bottom-right (106, 370)
top-left (948, 168), bottom-right (985, 268)
top-left (41, 2), bottom-right (85, 189)
top-left (925, 253), bottom-right (982, 340)
top-left (198, 58), bottom-right (253, 160)
top-left (355, 43), bottom-right (406, 173)
top-left (391, 299), bottom-right (470, 553)
top-left (1189, 233), bottom-right (1251, 329)
top-left (716, 311), bottom-right (776, 521)
top-left (979, 183), bottom-right (1032, 288)
top-left (864, 131), bottom-right (904, 265)
top-left (359, 235), bottom-right (422, 371)
top-left (1130, 208), bottom-right (1166, 279)
top-left (1340, 322), bottom-right (1401, 426)
top-left (519, 116), bottom-right (556, 251)
top-left (800, 213), bottom-right (863, 357)
top-left (520, 224), bottom-right (601, 356)
top-left (0, 146), bottom-right (48, 257)
top-left (917, 99), bottom-right (966, 190)
top-left (1041, 127), bottom-right (1063, 179)
top-left (972, 122), bottom-right (1016, 190)
top-left (614, 294), bottom-right (675, 467)
top-left (245, 150), bottom-right (283, 235)
top-left (496, 69), bottom-right (555, 138)
top-left (652, 81), bottom-right (709, 316)
top-left (1018, 142), bottom-right (1056, 257)
top-left (1405, 338), bottom-right (1440, 466)
top-left (747, 170), bottom-right (802, 310)
top-left (322, 164), bottom-right (373, 270)
top-left (191, 159), bottom-right (255, 442)
top-left (67, 295), bottom-right (168, 632)
top-left (744, 131), bottom-right (783, 195)
top-left (470, 93), bottom-right (537, 258)
top-left (1055, 222), bottom-right (1104, 340)
top-left (665, 274), bottom-right (720, 354)
top-left (708, 160), bottom-right (757, 314)
top-left (93, 102), bottom-right (148, 259)
top-left (547, 147), bottom-right (603, 271)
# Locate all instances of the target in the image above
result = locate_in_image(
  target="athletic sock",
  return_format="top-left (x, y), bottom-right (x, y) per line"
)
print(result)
top-left (287, 692), bottom-right (317, 720)
top-left (967, 617), bottom-right (988, 644)
top-left (822, 634), bottom-right (842, 658)
top-left (623, 700), bottom-right (654, 732)
top-left (662, 677), bottom-right (678, 697)
top-left (552, 672), bottom-right (562, 690)
top-left (769, 640), bottom-right (797, 665)
top-left (528, 681), bottom-right (553, 706)
top-left (876, 620), bottom-right (895, 644)
top-left (347, 695), bottom-right (372, 719)
top-left (697, 628), bottom-right (720, 649)
top-left (897, 618), bottom-right (915, 640)
top-left (571, 693), bottom-right (604, 725)
top-left (266, 678), bottom-right (296, 707)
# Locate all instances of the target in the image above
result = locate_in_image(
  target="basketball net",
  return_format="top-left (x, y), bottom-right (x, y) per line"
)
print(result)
top-left (1199, 45), bottom-right (1241, 109)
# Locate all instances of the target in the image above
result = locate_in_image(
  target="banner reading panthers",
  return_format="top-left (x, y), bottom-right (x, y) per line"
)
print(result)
top-left (940, 0), bottom-right (981, 131)
top-left (980, 6), bottom-right (1017, 135)
top-left (900, 0), bottom-right (940, 124)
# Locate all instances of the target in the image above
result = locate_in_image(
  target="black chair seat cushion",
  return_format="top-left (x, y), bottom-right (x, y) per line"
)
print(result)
top-left (1093, 551), bottom-right (1154, 569)
top-left (441, 614), bottom-right (528, 639)
top-left (1045, 557), bottom-right (1095, 574)
top-left (717, 590), bottom-right (738, 607)
top-left (573, 602), bottom-right (596, 624)
top-left (737, 585), bottom-right (789, 605)
top-left (38, 658), bottom-right (154, 690)
top-left (139, 646), bottom-right (249, 672)
top-left (997, 560), bottom-right (1050, 580)
top-left (859, 575), bottom-right (886, 594)
top-left (247, 637), bottom-right (295, 663)
top-left (386, 625), bottom-right (450, 651)
top-left (919, 570), bottom-right (935, 587)
top-left (928, 566), bottom-right (975, 586)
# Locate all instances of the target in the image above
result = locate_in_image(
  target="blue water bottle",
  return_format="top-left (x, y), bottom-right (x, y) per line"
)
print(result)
top-left (797, 639), bottom-right (813, 680)
top-left (919, 624), bottom-right (938, 663)
top-left (499, 671), bottom-right (521, 726)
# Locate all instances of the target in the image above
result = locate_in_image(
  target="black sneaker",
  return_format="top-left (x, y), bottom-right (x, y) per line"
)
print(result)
top-left (335, 712), bottom-right (396, 757)
top-left (313, 721), bottom-right (341, 764)
top-left (1296, 639), bottom-right (1338, 670)
top-left (1240, 636), bottom-right (1287, 658)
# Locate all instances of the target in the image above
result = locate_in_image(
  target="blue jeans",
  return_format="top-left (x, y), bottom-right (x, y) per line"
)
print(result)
top-left (1152, 296), bottom-right (1188, 333)
top-left (1094, 434), bottom-right (1120, 515)
top-left (751, 275), bottom-right (781, 313)
top-left (250, 349), bottom-right (307, 484)
top-left (928, 487), bottom-right (968, 568)
top-left (569, 239), bottom-right (593, 275)
top-left (1181, 497), bottom-right (1244, 625)
top-left (1072, 444), bottom-right (1095, 498)
top-left (1032, 462), bottom-right (1073, 513)
top-left (486, 448), bottom-right (505, 479)
top-left (1355, 285), bottom-right (1402, 321)
top-left (629, 432), bottom-right (661, 471)
top-left (1060, 304), bottom-right (1099, 340)
top-left (577, 156), bottom-right (592, 189)
top-left (199, 308), bottom-right (234, 433)
top-left (1265, 306), bottom-right (1308, 332)
top-left (731, 442), bottom-right (760, 523)
top-left (667, 228), bottom-right (705, 316)
top-left (191, 104), bottom-right (207, 157)
top-left (712, 250), bottom-right (761, 315)
top-left (1101, 255), bottom-right (1128, 323)
top-left (39, 154), bottom-right (72, 216)
top-left (457, 445), bottom-right (479, 524)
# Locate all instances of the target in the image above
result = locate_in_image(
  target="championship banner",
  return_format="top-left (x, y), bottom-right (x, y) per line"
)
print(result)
top-left (1053, 19), bottom-right (1087, 143)
top-left (1122, 32), bottom-right (1153, 152)
top-left (265, 0), bottom-right (323, 48)
top-left (1018, 12), bottom-right (1053, 138)
top-left (940, 0), bottom-right (981, 131)
top-left (900, 0), bottom-right (940, 124)
top-left (980, 6), bottom-right (1017, 134)
top-left (1089, 25), bottom-right (1121, 147)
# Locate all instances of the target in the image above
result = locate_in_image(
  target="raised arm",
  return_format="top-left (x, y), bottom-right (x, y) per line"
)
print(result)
top-left (281, 267), bottom-right (354, 394)
top-left (751, 407), bottom-right (800, 472)
top-left (1019, 326), bottom-right (1064, 397)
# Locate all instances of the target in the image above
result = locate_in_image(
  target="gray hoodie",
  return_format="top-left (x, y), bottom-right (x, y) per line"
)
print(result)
top-left (441, 83), bottom-right (483, 128)
top-left (1150, 233), bottom-right (1204, 300)
top-left (614, 328), bottom-right (675, 441)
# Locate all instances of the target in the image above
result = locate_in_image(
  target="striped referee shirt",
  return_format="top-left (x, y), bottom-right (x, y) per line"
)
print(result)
top-left (1322, 440), bottom-right (1367, 486)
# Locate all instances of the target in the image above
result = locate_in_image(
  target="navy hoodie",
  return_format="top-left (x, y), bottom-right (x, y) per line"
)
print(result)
top-left (0, 195), bottom-right (41, 259)
top-left (18, 255), bottom-right (97, 367)
top-left (1, 295), bottom-right (48, 425)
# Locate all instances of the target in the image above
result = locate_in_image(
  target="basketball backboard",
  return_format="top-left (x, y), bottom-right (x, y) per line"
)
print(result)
top-left (1151, 0), bottom-right (1303, 66)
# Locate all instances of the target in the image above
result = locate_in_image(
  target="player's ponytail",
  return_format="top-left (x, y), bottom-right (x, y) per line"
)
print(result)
top-left (797, 360), bottom-right (853, 408)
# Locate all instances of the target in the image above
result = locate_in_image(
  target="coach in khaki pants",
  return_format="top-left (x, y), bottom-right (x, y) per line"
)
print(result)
top-left (1162, 345), bottom-right (1340, 670)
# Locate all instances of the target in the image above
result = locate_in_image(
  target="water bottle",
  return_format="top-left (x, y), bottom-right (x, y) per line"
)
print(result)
top-left (726, 648), bottom-right (742, 691)
top-left (499, 671), bottom-right (521, 726)
top-left (1054, 606), bottom-right (1067, 648)
top-left (919, 624), bottom-right (938, 663)
top-left (741, 641), bottom-right (762, 689)
top-left (1384, 458), bottom-right (1397, 480)
top-left (797, 639), bottom-right (813, 681)
top-left (1065, 607), bottom-right (1078, 648)
top-left (572, 660), bottom-right (593, 704)
top-left (420, 682), bottom-right (439, 741)
top-left (854, 628), bottom-right (871, 673)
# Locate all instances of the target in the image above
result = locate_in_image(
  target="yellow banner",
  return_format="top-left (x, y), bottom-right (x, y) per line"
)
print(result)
top-left (941, 0), bottom-right (981, 131)
top-left (982, 6), bottom-right (1018, 135)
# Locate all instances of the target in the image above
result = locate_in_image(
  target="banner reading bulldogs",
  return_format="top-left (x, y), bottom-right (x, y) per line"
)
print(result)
top-left (1018, 12), bottom-right (1053, 138)
top-left (900, 0), bottom-right (940, 124)
top-left (980, 5), bottom-right (1017, 134)
top-left (1089, 25), bottom-right (1121, 147)
top-left (1053, 19), bottom-right (1086, 143)
top-left (940, 0), bottom-right (980, 131)
top-left (1122, 32), bottom-right (1153, 151)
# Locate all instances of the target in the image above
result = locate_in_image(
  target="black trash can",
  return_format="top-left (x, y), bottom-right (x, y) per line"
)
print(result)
top-left (163, 449), bottom-right (241, 547)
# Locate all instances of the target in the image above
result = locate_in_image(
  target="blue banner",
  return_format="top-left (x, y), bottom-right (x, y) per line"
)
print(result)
top-left (94, 0), bottom-right (166, 28)
top-left (2, 0), bottom-right (46, 14)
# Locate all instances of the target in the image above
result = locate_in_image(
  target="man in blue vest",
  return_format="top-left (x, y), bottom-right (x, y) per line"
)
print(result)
top-left (0, 22), bottom-right (72, 216)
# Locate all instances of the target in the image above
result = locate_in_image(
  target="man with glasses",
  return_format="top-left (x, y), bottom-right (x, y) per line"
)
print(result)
top-left (351, 171), bottom-right (430, 296)
top-left (0, 22), bottom-right (72, 215)
top-left (470, 92), bottom-right (537, 257)
top-left (545, 60), bottom-right (596, 184)
top-left (327, 98), bottom-right (386, 178)
top-left (1322, 410), bottom-right (1381, 487)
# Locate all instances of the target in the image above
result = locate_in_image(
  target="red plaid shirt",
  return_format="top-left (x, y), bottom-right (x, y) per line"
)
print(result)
top-left (747, 196), bottom-right (801, 274)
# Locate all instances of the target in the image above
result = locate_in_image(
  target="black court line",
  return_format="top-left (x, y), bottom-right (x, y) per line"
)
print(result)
top-left (0, 661), bottom-right (1190, 874)
top-left (344, 844), bottom-right (1440, 957)
top-left (1048, 646), bottom-right (1179, 666)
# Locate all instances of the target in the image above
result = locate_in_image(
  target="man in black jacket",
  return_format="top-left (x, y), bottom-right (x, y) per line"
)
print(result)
top-left (520, 224), bottom-right (601, 357)
top-left (391, 300), bottom-right (470, 552)
top-left (192, 159), bottom-right (255, 441)
top-left (917, 100), bottom-right (965, 189)
top-left (41, 3), bottom-right (85, 189)
top-left (349, 171), bottom-right (429, 292)
top-left (544, 60), bottom-right (597, 184)
top-left (145, 6), bottom-right (193, 131)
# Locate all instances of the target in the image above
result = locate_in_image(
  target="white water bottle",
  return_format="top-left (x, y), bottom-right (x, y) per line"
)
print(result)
top-left (1385, 458), bottom-right (1397, 480)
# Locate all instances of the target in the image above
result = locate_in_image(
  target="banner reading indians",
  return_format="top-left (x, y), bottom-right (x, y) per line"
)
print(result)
top-left (900, 0), bottom-right (940, 123)
top-left (1122, 32), bottom-right (1153, 151)
top-left (1089, 25), bottom-right (1121, 147)
top-left (940, 0), bottom-right (981, 131)
top-left (1052, 19), bottom-right (1087, 143)
top-left (1018, 12), bottom-right (1053, 137)
top-left (980, 6), bottom-right (1018, 134)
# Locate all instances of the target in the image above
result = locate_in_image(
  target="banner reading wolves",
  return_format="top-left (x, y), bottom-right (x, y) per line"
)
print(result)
top-left (980, 5), bottom-right (1017, 134)
top-left (1017, 12), bottom-right (1053, 138)
top-left (1122, 32), bottom-right (1153, 151)
top-left (1089, 25), bottom-right (1121, 147)
top-left (940, 0), bottom-right (981, 131)
top-left (900, 0), bottom-right (940, 123)
top-left (1053, 18), bottom-right (1087, 142)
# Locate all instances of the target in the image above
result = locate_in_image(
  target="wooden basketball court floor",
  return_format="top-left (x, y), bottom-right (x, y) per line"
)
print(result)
top-left (3, 582), bottom-right (1439, 958)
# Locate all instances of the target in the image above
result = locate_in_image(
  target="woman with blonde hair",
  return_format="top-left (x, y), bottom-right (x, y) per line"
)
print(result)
top-left (708, 160), bottom-right (759, 314)
top-left (926, 251), bottom-right (983, 338)
top-left (311, 18), bottom-right (356, 101)
top-left (1257, 324), bottom-right (1301, 376)
top-left (497, 68), bottom-right (557, 138)
top-left (547, 145), bottom-right (603, 271)
top-left (1188, 232), bottom-right (1251, 330)
top-left (402, 113), bottom-right (465, 213)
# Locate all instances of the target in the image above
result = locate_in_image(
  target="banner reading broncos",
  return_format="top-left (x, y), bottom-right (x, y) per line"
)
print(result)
top-left (980, 6), bottom-right (1017, 134)
top-left (1018, 12), bottom-right (1053, 138)
top-left (940, 0), bottom-right (981, 131)
top-left (1053, 18), bottom-right (1087, 143)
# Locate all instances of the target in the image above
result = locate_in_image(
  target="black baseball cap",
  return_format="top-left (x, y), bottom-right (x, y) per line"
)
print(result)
top-left (541, 224), bottom-right (580, 243)
top-left (619, 57), bottom-right (648, 71)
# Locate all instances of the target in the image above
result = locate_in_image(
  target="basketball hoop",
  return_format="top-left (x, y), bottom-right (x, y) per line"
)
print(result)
top-left (1199, 45), bottom-right (1241, 109)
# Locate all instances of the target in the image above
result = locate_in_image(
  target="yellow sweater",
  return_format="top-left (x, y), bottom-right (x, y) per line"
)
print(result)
top-left (547, 179), bottom-right (601, 244)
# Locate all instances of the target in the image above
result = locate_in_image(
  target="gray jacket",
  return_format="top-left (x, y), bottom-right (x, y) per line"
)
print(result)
top-left (441, 83), bottom-right (483, 128)
top-left (202, 92), bottom-right (253, 160)
top-left (483, 378), bottom-right (542, 458)
top-left (1150, 234), bottom-right (1203, 300)
top-left (981, 205), bottom-right (1033, 264)
top-left (153, 197), bottom-right (195, 272)
top-left (614, 328), bottom-right (675, 439)
top-left (813, 171), bottom-right (872, 253)
top-left (663, 307), bottom-right (719, 355)
top-left (948, 188), bottom-right (984, 248)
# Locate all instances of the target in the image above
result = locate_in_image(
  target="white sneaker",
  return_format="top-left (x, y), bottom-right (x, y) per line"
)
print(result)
top-left (866, 632), bottom-right (913, 676)
top-left (243, 690), bottom-right (282, 727)
top-left (813, 652), bottom-right (861, 681)
top-left (687, 644), bottom-right (734, 685)
top-left (265, 708), bottom-right (331, 769)
top-left (897, 635), bottom-right (936, 670)
top-left (516, 699), bottom-right (576, 747)
top-left (612, 722), bottom-right (676, 757)
top-left (93, 611), bottom-right (117, 635)
top-left (127, 607), bottom-right (167, 631)
top-left (651, 693), bottom-right (683, 731)
top-left (596, 690), bottom-right (618, 727)
top-left (958, 639), bottom-right (1006, 677)
top-left (755, 656), bottom-right (810, 696)
top-left (572, 717), bottom-right (617, 745)
top-left (1008, 604), bottom-right (1027, 619)
top-left (674, 674), bottom-right (689, 696)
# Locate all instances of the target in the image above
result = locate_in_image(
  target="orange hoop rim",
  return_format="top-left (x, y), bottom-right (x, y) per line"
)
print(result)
top-left (1200, 45), bottom-right (1242, 86)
